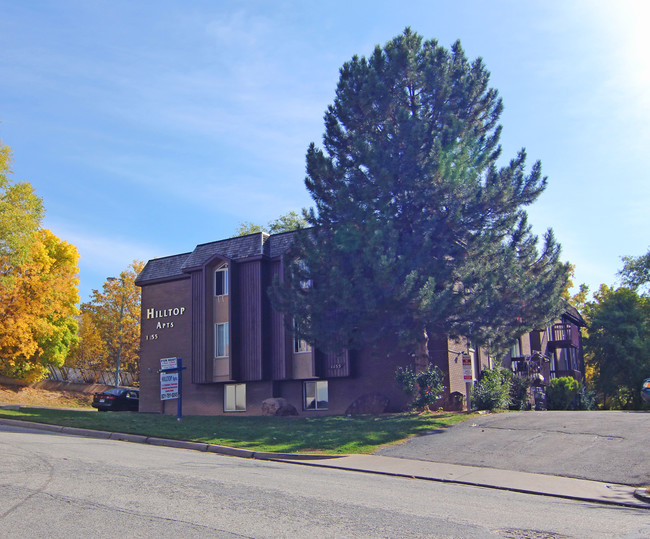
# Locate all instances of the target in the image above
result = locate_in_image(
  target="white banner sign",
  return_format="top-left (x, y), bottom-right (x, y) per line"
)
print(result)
top-left (463, 355), bottom-right (474, 381)
top-left (160, 371), bottom-right (179, 400)
top-left (160, 357), bottom-right (178, 371)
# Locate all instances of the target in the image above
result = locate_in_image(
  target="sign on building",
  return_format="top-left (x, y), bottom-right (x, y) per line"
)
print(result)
top-left (160, 357), bottom-right (179, 401)
top-left (463, 354), bottom-right (474, 381)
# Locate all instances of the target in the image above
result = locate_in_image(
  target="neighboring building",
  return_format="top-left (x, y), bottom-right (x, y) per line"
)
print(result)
top-left (135, 231), bottom-right (492, 416)
top-left (504, 306), bottom-right (587, 386)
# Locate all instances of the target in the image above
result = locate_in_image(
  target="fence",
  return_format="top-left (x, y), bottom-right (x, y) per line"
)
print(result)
top-left (47, 365), bottom-right (138, 387)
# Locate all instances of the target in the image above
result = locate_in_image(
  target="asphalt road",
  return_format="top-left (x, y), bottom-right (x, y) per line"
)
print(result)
top-left (377, 410), bottom-right (650, 486)
top-left (2, 427), bottom-right (649, 538)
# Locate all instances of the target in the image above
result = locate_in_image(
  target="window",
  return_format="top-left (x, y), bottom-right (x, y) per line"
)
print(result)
top-left (294, 337), bottom-right (311, 353)
top-left (224, 384), bottom-right (246, 412)
top-left (297, 260), bottom-right (312, 289)
top-left (215, 323), bottom-right (229, 357)
top-left (510, 338), bottom-right (521, 358)
top-left (293, 318), bottom-right (311, 353)
top-left (215, 264), bottom-right (229, 296)
top-left (304, 381), bottom-right (328, 410)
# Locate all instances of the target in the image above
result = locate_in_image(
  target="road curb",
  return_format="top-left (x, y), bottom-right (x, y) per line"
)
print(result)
top-left (1, 416), bottom-right (648, 509)
top-left (634, 488), bottom-right (650, 504)
top-left (0, 417), bottom-right (332, 462)
top-left (0, 417), bottom-right (65, 432)
top-left (147, 437), bottom-right (209, 452)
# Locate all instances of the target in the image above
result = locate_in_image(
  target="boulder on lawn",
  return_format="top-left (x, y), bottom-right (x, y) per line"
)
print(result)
top-left (261, 397), bottom-right (299, 416)
top-left (344, 393), bottom-right (389, 415)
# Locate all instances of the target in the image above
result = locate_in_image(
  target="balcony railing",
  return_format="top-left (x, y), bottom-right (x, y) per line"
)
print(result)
top-left (511, 355), bottom-right (550, 385)
top-left (548, 323), bottom-right (580, 349)
top-left (551, 369), bottom-right (583, 381)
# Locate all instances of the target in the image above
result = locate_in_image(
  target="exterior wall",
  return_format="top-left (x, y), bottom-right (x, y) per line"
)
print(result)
top-left (139, 277), bottom-right (192, 413)
top-left (137, 242), bottom-right (506, 416)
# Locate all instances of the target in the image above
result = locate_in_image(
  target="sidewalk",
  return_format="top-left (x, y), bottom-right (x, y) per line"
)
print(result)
top-left (1, 416), bottom-right (648, 509)
top-left (270, 454), bottom-right (649, 509)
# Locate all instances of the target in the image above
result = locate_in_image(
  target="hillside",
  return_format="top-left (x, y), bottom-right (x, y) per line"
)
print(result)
top-left (0, 383), bottom-right (93, 409)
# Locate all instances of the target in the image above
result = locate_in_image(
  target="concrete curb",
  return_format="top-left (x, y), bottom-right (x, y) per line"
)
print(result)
top-left (634, 488), bottom-right (650, 503)
top-left (1, 417), bottom-right (647, 509)
top-left (0, 417), bottom-right (334, 462)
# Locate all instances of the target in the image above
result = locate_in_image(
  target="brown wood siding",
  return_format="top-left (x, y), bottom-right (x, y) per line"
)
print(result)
top-left (191, 270), bottom-right (208, 383)
top-left (269, 260), bottom-right (291, 380)
top-left (321, 350), bottom-right (350, 377)
top-left (237, 260), bottom-right (263, 381)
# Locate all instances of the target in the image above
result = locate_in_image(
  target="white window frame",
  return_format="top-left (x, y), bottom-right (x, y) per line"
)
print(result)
top-left (215, 264), bottom-right (229, 296)
top-left (304, 381), bottom-right (328, 411)
top-left (510, 338), bottom-right (521, 358)
top-left (292, 318), bottom-right (311, 353)
top-left (215, 322), bottom-right (229, 358)
top-left (224, 383), bottom-right (246, 412)
top-left (297, 260), bottom-right (312, 290)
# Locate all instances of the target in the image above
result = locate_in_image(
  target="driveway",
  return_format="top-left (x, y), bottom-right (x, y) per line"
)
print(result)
top-left (376, 410), bottom-right (650, 486)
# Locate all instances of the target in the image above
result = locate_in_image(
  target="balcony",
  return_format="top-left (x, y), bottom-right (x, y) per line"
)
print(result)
top-left (548, 323), bottom-right (580, 349)
top-left (511, 355), bottom-right (550, 385)
top-left (552, 369), bottom-right (583, 381)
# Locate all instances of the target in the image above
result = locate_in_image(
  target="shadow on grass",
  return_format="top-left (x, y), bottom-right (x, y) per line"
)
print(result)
top-left (0, 408), bottom-right (473, 454)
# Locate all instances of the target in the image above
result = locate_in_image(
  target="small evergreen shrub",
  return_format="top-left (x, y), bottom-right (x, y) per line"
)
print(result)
top-left (575, 385), bottom-right (596, 410)
top-left (472, 366), bottom-right (512, 411)
top-left (546, 377), bottom-right (581, 410)
top-left (509, 375), bottom-right (531, 410)
top-left (395, 363), bottom-right (445, 411)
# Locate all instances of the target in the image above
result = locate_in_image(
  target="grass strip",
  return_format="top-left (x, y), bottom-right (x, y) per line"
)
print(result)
top-left (0, 407), bottom-right (471, 454)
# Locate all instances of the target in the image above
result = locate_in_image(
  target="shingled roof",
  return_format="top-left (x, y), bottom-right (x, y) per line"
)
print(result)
top-left (136, 230), bottom-right (300, 285)
top-left (135, 252), bottom-right (192, 285)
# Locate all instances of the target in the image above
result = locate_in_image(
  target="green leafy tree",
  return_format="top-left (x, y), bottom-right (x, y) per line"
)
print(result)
top-left (395, 363), bottom-right (445, 410)
top-left (235, 211), bottom-right (308, 237)
top-left (272, 29), bottom-right (569, 361)
top-left (79, 261), bottom-right (144, 373)
top-left (584, 285), bottom-right (650, 409)
top-left (0, 141), bottom-right (45, 286)
top-left (619, 248), bottom-right (650, 295)
top-left (235, 221), bottom-right (264, 236)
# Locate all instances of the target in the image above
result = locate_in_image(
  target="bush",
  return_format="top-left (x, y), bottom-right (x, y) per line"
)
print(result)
top-left (546, 377), bottom-right (581, 410)
top-left (575, 385), bottom-right (596, 410)
top-left (472, 367), bottom-right (512, 411)
top-left (509, 376), bottom-right (531, 410)
top-left (395, 363), bottom-right (445, 411)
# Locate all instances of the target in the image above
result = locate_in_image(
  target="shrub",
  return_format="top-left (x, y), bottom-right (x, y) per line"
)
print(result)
top-left (575, 385), bottom-right (596, 410)
top-left (472, 366), bottom-right (512, 411)
top-left (509, 376), bottom-right (531, 410)
top-left (395, 363), bottom-right (445, 411)
top-left (546, 377), bottom-right (581, 410)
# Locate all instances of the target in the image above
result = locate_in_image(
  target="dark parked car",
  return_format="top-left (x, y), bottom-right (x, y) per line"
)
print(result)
top-left (92, 388), bottom-right (139, 412)
top-left (642, 378), bottom-right (650, 404)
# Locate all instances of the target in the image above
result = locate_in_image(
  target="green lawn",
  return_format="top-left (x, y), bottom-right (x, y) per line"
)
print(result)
top-left (0, 407), bottom-right (472, 454)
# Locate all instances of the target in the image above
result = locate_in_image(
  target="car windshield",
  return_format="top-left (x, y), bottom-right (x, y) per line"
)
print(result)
top-left (104, 389), bottom-right (127, 396)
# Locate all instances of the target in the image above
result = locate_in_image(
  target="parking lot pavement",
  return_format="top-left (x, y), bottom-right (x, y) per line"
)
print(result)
top-left (376, 410), bottom-right (650, 486)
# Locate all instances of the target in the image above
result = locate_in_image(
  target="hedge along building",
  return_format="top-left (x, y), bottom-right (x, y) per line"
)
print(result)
top-left (135, 231), bottom-right (492, 416)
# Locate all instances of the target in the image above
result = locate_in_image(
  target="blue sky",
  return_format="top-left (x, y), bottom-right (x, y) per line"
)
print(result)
top-left (1, 0), bottom-right (648, 302)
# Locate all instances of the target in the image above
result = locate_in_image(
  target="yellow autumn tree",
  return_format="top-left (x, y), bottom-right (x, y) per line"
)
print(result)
top-left (1, 142), bottom-right (44, 290)
top-left (0, 229), bottom-right (80, 382)
top-left (79, 260), bottom-right (144, 374)
top-left (66, 311), bottom-right (108, 370)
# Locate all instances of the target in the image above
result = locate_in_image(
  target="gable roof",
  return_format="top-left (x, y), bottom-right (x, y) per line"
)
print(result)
top-left (134, 252), bottom-right (192, 285)
top-left (136, 230), bottom-right (300, 286)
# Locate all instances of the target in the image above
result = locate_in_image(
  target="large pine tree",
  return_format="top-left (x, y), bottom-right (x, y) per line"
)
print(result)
top-left (272, 29), bottom-right (569, 359)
